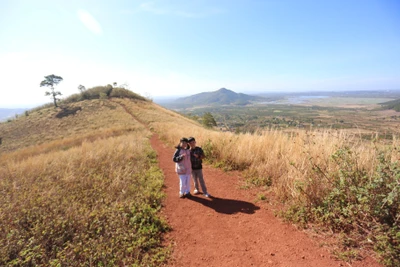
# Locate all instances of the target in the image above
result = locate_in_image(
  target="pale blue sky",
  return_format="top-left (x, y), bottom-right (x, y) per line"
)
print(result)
top-left (1, 0), bottom-right (399, 107)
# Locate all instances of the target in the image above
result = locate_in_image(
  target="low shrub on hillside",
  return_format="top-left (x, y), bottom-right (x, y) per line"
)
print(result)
top-left (281, 147), bottom-right (400, 266)
top-left (63, 85), bottom-right (148, 104)
top-left (109, 87), bottom-right (147, 101)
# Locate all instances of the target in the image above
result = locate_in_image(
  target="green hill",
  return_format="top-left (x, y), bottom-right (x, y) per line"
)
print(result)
top-left (168, 88), bottom-right (266, 108)
top-left (380, 98), bottom-right (400, 112)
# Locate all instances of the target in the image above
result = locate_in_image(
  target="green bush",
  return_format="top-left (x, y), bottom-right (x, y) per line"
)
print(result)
top-left (109, 88), bottom-right (147, 101)
top-left (281, 147), bottom-right (400, 266)
top-left (62, 86), bottom-right (148, 104)
top-left (202, 139), bottom-right (217, 163)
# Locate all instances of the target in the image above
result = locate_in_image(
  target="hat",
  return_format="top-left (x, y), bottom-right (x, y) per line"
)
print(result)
top-left (180, 137), bottom-right (188, 142)
top-left (187, 137), bottom-right (195, 142)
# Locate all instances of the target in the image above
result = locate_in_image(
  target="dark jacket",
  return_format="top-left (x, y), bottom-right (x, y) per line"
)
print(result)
top-left (173, 148), bottom-right (184, 163)
top-left (190, 146), bottom-right (205, 170)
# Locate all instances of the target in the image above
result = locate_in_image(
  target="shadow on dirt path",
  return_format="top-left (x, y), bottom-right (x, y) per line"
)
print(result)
top-left (186, 195), bottom-right (260, 215)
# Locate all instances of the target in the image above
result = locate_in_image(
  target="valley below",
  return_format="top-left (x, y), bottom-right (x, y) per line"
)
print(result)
top-left (160, 90), bottom-right (400, 138)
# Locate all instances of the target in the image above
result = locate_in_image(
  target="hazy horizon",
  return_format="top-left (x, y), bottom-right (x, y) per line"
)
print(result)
top-left (2, 87), bottom-right (399, 109)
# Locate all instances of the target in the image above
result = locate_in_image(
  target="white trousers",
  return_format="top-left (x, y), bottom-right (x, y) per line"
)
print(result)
top-left (179, 174), bottom-right (191, 194)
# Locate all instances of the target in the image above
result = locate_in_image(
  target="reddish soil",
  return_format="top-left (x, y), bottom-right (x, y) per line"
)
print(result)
top-left (150, 134), bottom-right (382, 267)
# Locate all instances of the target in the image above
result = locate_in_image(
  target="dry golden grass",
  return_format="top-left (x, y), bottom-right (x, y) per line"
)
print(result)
top-left (0, 98), bottom-right (170, 265)
top-left (0, 99), bottom-right (139, 153)
top-left (0, 132), bottom-right (169, 265)
top-left (1, 133), bottom-right (150, 205)
top-left (120, 99), bottom-right (398, 203)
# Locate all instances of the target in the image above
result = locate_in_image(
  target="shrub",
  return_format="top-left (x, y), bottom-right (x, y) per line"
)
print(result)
top-left (281, 147), bottom-right (400, 266)
top-left (109, 87), bottom-right (147, 101)
top-left (62, 86), bottom-right (147, 104)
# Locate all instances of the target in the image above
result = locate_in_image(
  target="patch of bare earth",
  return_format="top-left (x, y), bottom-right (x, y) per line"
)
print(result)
top-left (150, 135), bottom-right (382, 267)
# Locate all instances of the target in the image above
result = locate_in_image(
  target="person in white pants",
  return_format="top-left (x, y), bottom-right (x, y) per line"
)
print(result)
top-left (172, 137), bottom-right (192, 198)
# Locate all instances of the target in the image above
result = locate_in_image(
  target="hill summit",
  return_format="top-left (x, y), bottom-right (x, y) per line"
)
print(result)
top-left (175, 88), bottom-right (266, 106)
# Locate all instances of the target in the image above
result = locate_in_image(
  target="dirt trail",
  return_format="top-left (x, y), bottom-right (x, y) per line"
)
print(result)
top-left (150, 134), bottom-right (382, 267)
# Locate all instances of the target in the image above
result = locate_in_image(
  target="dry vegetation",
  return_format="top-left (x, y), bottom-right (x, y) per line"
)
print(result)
top-left (1, 95), bottom-right (399, 266)
top-left (0, 99), bottom-right (141, 153)
top-left (0, 99), bottom-right (169, 266)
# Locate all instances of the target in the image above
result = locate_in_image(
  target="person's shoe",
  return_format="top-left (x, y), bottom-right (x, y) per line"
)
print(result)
top-left (185, 192), bottom-right (191, 197)
top-left (193, 189), bottom-right (200, 195)
top-left (204, 193), bottom-right (211, 198)
top-left (179, 193), bottom-right (184, 198)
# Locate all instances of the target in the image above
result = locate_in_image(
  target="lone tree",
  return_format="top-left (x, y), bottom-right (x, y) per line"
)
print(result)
top-left (202, 112), bottom-right (217, 128)
top-left (78, 84), bottom-right (86, 93)
top-left (40, 74), bottom-right (63, 107)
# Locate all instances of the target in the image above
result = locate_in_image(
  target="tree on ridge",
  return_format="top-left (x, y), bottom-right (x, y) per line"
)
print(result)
top-left (40, 74), bottom-right (63, 108)
top-left (78, 84), bottom-right (86, 93)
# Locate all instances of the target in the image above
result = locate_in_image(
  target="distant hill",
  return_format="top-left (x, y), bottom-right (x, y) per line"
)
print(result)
top-left (380, 98), bottom-right (400, 112)
top-left (0, 108), bottom-right (27, 121)
top-left (166, 88), bottom-right (266, 108)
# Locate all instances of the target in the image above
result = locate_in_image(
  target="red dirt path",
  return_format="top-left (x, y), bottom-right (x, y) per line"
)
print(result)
top-left (150, 134), bottom-right (382, 267)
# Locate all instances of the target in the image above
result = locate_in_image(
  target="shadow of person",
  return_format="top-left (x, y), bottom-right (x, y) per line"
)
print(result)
top-left (186, 195), bottom-right (260, 215)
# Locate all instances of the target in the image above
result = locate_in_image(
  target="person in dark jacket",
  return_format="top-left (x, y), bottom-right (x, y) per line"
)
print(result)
top-left (187, 136), bottom-right (211, 198)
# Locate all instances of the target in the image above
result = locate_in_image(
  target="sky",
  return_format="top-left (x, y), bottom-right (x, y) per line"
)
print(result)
top-left (1, 0), bottom-right (399, 108)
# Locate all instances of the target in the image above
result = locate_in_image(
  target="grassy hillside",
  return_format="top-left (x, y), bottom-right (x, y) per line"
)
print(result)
top-left (1, 90), bottom-right (399, 266)
top-left (0, 97), bottom-right (170, 266)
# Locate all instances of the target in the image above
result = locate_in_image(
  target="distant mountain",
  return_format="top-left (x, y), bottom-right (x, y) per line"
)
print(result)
top-left (171, 88), bottom-right (266, 107)
top-left (0, 108), bottom-right (27, 121)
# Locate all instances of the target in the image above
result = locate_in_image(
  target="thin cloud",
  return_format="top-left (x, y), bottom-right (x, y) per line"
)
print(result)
top-left (77, 9), bottom-right (102, 35)
top-left (139, 1), bottom-right (225, 18)
top-left (140, 2), bottom-right (168, 15)
top-left (175, 7), bottom-right (225, 18)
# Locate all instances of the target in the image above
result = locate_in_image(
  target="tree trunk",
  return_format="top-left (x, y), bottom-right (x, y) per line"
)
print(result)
top-left (53, 96), bottom-right (58, 108)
